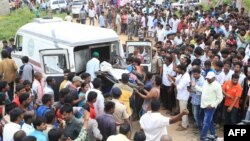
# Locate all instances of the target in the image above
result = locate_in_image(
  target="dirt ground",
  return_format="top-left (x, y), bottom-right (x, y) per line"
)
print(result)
top-left (116, 27), bottom-right (224, 141)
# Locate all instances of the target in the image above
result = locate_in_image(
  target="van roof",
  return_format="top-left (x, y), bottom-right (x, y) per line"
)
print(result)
top-left (17, 18), bottom-right (119, 47)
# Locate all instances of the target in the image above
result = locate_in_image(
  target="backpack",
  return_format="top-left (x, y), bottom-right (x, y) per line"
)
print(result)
top-left (36, 105), bottom-right (51, 117)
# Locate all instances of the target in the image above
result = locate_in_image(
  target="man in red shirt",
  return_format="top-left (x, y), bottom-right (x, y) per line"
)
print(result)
top-left (177, 18), bottom-right (185, 33)
top-left (12, 84), bottom-right (26, 106)
top-left (222, 73), bottom-right (243, 125)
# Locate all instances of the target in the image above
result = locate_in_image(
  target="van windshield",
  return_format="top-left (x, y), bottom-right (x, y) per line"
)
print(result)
top-left (74, 41), bottom-right (120, 74)
top-left (52, 0), bottom-right (65, 4)
top-left (179, 0), bottom-right (200, 4)
top-left (73, 1), bottom-right (83, 5)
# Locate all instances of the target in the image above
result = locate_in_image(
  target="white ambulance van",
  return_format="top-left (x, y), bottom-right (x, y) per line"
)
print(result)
top-left (13, 17), bottom-right (123, 98)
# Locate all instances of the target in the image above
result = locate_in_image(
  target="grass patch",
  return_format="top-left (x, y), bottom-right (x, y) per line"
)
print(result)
top-left (0, 7), bottom-right (66, 40)
top-left (200, 0), bottom-right (231, 10)
top-left (245, 0), bottom-right (250, 11)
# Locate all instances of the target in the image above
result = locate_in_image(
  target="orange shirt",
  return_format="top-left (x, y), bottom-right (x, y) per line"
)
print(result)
top-left (222, 81), bottom-right (243, 108)
top-left (12, 97), bottom-right (20, 106)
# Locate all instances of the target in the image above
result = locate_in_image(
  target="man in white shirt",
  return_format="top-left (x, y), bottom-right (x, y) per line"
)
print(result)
top-left (245, 89), bottom-right (250, 121)
top-left (194, 71), bottom-right (223, 141)
top-left (86, 52), bottom-right (100, 81)
top-left (116, 11), bottom-right (121, 35)
top-left (88, 6), bottom-right (96, 25)
top-left (140, 100), bottom-right (189, 141)
top-left (169, 15), bottom-right (180, 33)
top-left (169, 64), bottom-right (190, 131)
top-left (161, 56), bottom-right (176, 113)
top-left (221, 61), bottom-right (234, 83)
top-left (107, 124), bottom-right (131, 141)
top-left (233, 62), bottom-right (246, 86)
top-left (64, 12), bottom-right (72, 22)
top-left (173, 32), bottom-right (183, 46)
top-left (147, 13), bottom-right (154, 37)
top-left (156, 24), bottom-right (165, 42)
top-left (3, 108), bottom-right (24, 141)
top-left (22, 114), bottom-right (35, 135)
top-left (164, 24), bottom-right (172, 37)
top-left (44, 77), bottom-right (55, 101)
top-left (214, 61), bottom-right (225, 85)
top-left (85, 78), bottom-right (104, 117)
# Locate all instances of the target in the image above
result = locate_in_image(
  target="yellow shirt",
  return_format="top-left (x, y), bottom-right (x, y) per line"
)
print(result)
top-left (59, 80), bottom-right (67, 91)
top-left (0, 58), bottom-right (17, 83)
top-left (113, 83), bottom-right (133, 116)
top-left (107, 134), bottom-right (130, 141)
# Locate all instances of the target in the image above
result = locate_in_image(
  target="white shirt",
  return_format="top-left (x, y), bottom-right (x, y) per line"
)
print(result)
top-left (22, 123), bottom-right (35, 135)
top-left (196, 80), bottom-right (223, 108)
top-left (157, 28), bottom-right (165, 42)
top-left (164, 29), bottom-right (173, 37)
top-left (141, 16), bottom-right (146, 28)
top-left (174, 36), bottom-right (183, 46)
top-left (232, 72), bottom-right (246, 86)
top-left (195, 42), bottom-right (205, 49)
top-left (64, 15), bottom-right (72, 22)
top-left (44, 85), bottom-right (54, 100)
top-left (215, 71), bottom-right (224, 85)
top-left (140, 111), bottom-right (170, 141)
top-left (162, 63), bottom-right (175, 86)
top-left (155, 0), bottom-right (163, 5)
top-left (86, 58), bottom-right (100, 81)
top-left (147, 15), bottom-right (154, 28)
top-left (116, 14), bottom-right (121, 25)
top-left (247, 89), bottom-right (250, 112)
top-left (176, 72), bottom-right (190, 101)
top-left (89, 9), bottom-right (96, 18)
top-left (170, 19), bottom-right (180, 33)
top-left (85, 89), bottom-right (104, 117)
top-left (3, 122), bottom-right (21, 141)
top-left (221, 70), bottom-right (234, 83)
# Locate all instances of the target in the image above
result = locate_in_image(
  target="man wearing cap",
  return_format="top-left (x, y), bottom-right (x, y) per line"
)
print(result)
top-left (193, 71), bottom-right (223, 141)
top-left (111, 87), bottom-right (129, 129)
top-left (68, 76), bottom-right (85, 106)
top-left (86, 52), bottom-right (100, 81)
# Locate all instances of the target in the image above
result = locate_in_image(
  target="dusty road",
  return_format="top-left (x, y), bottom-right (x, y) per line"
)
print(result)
top-left (118, 33), bottom-right (224, 141)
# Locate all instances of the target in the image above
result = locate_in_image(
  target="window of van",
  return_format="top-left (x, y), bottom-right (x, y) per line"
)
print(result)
top-left (43, 54), bottom-right (66, 74)
top-left (179, 0), bottom-right (200, 4)
top-left (59, 0), bottom-right (66, 4)
top-left (16, 35), bottom-right (23, 51)
top-left (74, 41), bottom-right (119, 74)
top-left (52, 1), bottom-right (58, 4)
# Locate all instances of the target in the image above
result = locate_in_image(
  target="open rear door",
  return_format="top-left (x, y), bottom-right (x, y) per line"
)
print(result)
top-left (39, 49), bottom-right (70, 101)
top-left (126, 41), bottom-right (152, 72)
top-left (39, 49), bottom-right (70, 76)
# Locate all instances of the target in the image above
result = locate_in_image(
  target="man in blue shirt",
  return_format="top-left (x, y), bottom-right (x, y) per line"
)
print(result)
top-left (36, 94), bottom-right (53, 117)
top-left (190, 68), bottom-right (205, 131)
top-left (96, 101), bottom-right (116, 141)
top-left (99, 11), bottom-right (105, 28)
top-left (29, 117), bottom-right (47, 141)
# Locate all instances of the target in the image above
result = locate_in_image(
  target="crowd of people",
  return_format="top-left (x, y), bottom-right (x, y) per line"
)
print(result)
top-left (1, 0), bottom-right (250, 141)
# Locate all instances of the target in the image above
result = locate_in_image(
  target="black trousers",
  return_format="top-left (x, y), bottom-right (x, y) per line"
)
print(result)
top-left (8, 81), bottom-right (14, 101)
top-left (161, 84), bottom-right (176, 111)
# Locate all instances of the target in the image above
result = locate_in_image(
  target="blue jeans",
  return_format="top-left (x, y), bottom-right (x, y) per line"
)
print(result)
top-left (245, 111), bottom-right (250, 121)
top-left (192, 104), bottom-right (202, 131)
top-left (200, 108), bottom-right (216, 141)
top-left (224, 106), bottom-right (238, 125)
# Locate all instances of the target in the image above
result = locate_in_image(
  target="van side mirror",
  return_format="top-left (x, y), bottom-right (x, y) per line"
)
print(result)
top-left (18, 46), bottom-right (22, 51)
